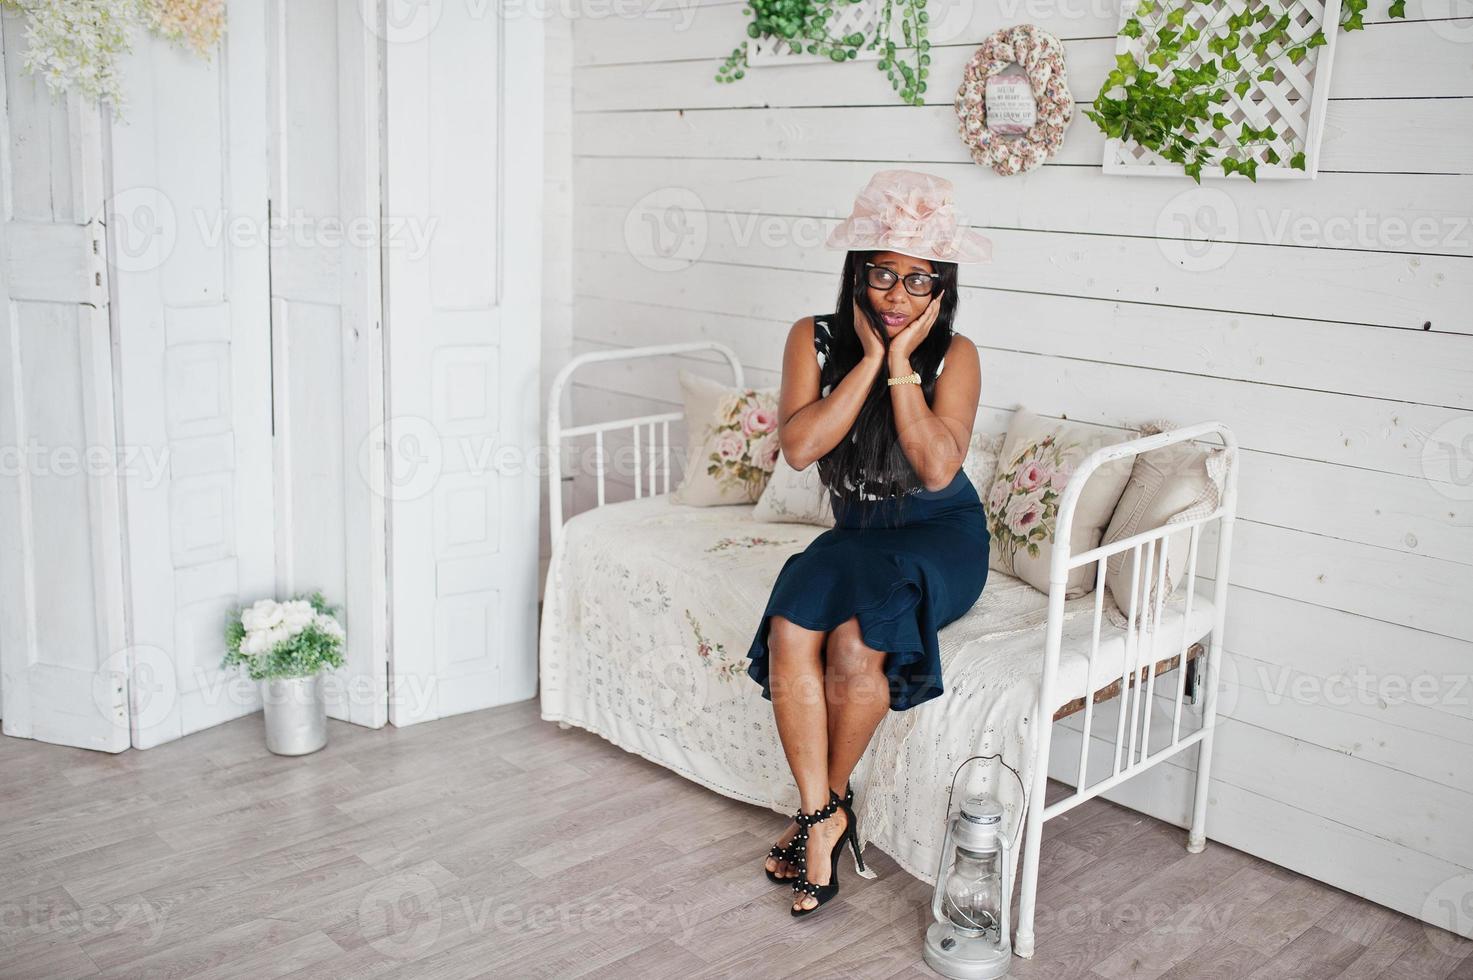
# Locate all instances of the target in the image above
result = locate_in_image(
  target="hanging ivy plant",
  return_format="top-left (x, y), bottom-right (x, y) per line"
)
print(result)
top-left (0, 0), bottom-right (224, 112)
top-left (716, 0), bottom-right (933, 107)
top-left (1085, 0), bottom-right (1403, 181)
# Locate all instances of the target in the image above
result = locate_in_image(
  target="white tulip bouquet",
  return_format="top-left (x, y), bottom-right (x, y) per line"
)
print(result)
top-left (222, 592), bottom-right (346, 681)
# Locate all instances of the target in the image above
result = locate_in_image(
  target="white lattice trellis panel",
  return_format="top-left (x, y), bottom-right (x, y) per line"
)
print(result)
top-left (745, 0), bottom-right (891, 65)
top-left (1102, 0), bottom-right (1342, 179)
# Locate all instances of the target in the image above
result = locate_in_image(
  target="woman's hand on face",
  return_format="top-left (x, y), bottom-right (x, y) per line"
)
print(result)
top-left (851, 297), bottom-right (888, 364)
top-left (888, 290), bottom-right (944, 363)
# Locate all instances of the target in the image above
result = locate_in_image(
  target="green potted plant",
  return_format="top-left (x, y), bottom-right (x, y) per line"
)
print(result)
top-left (222, 592), bottom-right (346, 756)
top-left (716, 0), bottom-right (934, 107)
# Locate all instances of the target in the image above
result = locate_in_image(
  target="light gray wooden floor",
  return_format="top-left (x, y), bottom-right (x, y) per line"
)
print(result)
top-left (2, 697), bottom-right (1469, 980)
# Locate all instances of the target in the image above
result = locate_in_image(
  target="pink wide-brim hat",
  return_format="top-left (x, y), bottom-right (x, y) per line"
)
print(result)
top-left (825, 169), bottom-right (992, 264)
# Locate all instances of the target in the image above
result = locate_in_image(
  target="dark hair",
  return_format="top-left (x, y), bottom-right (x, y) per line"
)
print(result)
top-left (815, 249), bottom-right (960, 529)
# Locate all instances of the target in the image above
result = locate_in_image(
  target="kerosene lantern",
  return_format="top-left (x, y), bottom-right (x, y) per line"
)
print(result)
top-left (922, 793), bottom-right (1012, 979)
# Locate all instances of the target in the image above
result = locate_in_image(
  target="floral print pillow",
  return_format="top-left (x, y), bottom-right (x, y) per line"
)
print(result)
top-left (671, 369), bottom-right (781, 506)
top-left (986, 432), bottom-right (1073, 561)
top-left (983, 409), bottom-right (1135, 597)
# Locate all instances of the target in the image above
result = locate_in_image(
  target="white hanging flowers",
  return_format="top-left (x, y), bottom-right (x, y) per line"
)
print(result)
top-left (223, 592), bottom-right (347, 682)
top-left (1, 0), bottom-right (225, 111)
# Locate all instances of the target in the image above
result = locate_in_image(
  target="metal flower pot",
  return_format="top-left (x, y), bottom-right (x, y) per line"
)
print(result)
top-left (262, 673), bottom-right (328, 756)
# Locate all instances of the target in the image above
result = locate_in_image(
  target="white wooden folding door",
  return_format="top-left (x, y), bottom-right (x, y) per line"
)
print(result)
top-left (106, 6), bottom-right (277, 748)
top-left (0, 23), bottom-right (130, 751)
top-left (382, 0), bottom-right (543, 725)
top-left (1, 0), bottom-right (542, 747)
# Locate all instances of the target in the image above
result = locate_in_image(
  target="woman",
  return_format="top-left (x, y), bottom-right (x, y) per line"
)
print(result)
top-left (744, 170), bottom-right (993, 917)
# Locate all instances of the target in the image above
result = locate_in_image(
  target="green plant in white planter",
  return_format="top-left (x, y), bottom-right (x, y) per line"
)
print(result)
top-left (222, 592), bottom-right (345, 756)
top-left (716, 0), bottom-right (934, 107)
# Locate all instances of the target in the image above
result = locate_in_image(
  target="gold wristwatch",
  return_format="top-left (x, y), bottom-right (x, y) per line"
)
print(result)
top-left (887, 371), bottom-right (921, 387)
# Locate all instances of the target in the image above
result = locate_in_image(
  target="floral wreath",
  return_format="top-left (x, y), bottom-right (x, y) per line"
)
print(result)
top-left (954, 25), bottom-right (1074, 177)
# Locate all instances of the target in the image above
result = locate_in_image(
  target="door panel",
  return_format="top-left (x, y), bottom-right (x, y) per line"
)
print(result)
top-left (0, 12), bottom-right (129, 752)
top-left (266, 0), bottom-right (389, 728)
top-left (384, 0), bottom-right (543, 725)
top-left (107, 4), bottom-right (276, 747)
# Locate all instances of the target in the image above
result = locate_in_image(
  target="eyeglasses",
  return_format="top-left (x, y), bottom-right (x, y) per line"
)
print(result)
top-left (864, 261), bottom-right (940, 297)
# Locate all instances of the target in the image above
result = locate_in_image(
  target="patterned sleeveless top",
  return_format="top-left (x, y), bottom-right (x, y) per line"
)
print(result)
top-left (812, 313), bottom-right (946, 501)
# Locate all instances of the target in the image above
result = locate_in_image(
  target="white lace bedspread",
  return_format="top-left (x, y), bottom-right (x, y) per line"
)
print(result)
top-left (538, 493), bottom-right (1215, 891)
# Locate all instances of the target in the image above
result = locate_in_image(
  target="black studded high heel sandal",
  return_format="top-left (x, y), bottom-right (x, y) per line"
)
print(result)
top-left (790, 789), bottom-right (860, 918)
top-left (835, 783), bottom-right (871, 881)
top-left (764, 782), bottom-right (853, 884)
top-left (764, 826), bottom-right (802, 884)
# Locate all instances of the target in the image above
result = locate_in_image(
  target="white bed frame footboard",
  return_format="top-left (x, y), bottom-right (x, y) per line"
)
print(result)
top-left (547, 343), bottom-right (1238, 962)
top-left (1014, 420), bottom-right (1239, 958)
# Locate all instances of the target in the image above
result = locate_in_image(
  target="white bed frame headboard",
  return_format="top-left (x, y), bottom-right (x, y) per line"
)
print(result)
top-left (546, 341), bottom-right (743, 546)
top-left (544, 343), bottom-right (1239, 961)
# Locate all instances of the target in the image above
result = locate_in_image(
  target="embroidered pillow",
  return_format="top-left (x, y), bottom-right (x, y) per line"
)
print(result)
top-left (982, 409), bottom-right (1135, 597)
top-left (670, 369), bottom-right (780, 506)
top-left (753, 452), bottom-right (834, 525)
top-left (1102, 423), bottom-right (1229, 629)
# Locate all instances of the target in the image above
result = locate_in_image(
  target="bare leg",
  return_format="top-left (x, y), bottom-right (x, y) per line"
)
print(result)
top-left (763, 614), bottom-right (831, 882)
top-left (824, 615), bottom-right (892, 796)
top-left (789, 616), bottom-right (889, 912)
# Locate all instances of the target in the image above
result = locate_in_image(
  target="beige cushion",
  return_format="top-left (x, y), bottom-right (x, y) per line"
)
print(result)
top-left (753, 452), bottom-right (835, 525)
top-left (670, 369), bottom-right (780, 506)
top-left (958, 429), bottom-right (1011, 574)
top-left (1102, 429), bottom-right (1228, 628)
top-left (963, 429), bottom-right (1003, 504)
top-left (982, 409), bottom-right (1135, 597)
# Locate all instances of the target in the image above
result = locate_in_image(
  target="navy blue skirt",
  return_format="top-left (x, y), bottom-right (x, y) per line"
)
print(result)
top-left (745, 468), bottom-right (990, 711)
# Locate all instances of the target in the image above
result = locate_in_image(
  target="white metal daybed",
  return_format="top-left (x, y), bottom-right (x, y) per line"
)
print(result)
top-left (538, 341), bottom-right (1238, 958)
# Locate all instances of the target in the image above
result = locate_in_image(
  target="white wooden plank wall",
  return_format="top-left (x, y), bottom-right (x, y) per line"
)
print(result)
top-left (553, 0), bottom-right (1473, 937)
